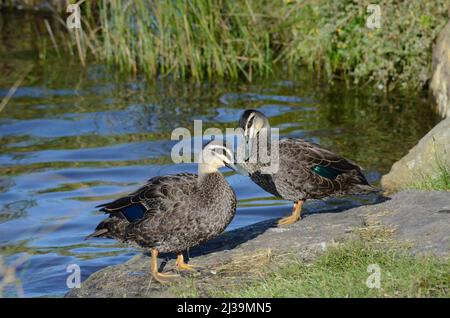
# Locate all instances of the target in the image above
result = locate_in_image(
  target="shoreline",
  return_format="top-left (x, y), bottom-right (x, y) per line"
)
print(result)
top-left (66, 190), bottom-right (450, 298)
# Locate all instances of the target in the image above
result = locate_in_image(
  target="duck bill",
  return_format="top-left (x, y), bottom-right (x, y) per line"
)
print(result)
top-left (225, 162), bottom-right (250, 177)
top-left (244, 126), bottom-right (255, 161)
top-left (244, 136), bottom-right (250, 161)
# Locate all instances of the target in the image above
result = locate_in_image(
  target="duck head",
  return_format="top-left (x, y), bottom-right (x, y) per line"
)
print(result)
top-left (199, 140), bottom-right (240, 175)
top-left (239, 109), bottom-right (270, 161)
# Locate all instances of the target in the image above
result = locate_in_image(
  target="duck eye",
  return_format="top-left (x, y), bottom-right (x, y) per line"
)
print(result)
top-left (209, 146), bottom-right (232, 163)
top-left (247, 116), bottom-right (255, 129)
top-left (211, 147), bottom-right (225, 157)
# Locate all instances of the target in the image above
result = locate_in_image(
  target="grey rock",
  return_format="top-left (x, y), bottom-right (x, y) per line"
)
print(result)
top-left (66, 190), bottom-right (450, 298)
top-left (381, 117), bottom-right (450, 191)
top-left (431, 20), bottom-right (450, 118)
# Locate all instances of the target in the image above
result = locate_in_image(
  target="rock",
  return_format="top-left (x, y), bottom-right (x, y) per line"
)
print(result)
top-left (381, 117), bottom-right (450, 191)
top-left (384, 22), bottom-right (450, 192)
top-left (66, 190), bottom-right (450, 298)
top-left (431, 20), bottom-right (450, 118)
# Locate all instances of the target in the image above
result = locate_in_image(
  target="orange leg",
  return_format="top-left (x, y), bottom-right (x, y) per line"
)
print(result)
top-left (151, 248), bottom-right (179, 283)
top-left (176, 253), bottom-right (200, 272)
top-left (277, 200), bottom-right (304, 227)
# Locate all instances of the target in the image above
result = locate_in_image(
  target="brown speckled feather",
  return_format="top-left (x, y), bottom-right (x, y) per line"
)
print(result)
top-left (88, 172), bottom-right (236, 254)
top-left (240, 137), bottom-right (378, 201)
top-left (98, 173), bottom-right (198, 216)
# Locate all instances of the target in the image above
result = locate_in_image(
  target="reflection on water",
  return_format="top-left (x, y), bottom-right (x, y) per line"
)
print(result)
top-left (0, 12), bottom-right (440, 297)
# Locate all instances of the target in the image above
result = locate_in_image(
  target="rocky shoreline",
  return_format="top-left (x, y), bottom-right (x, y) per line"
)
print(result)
top-left (66, 190), bottom-right (450, 298)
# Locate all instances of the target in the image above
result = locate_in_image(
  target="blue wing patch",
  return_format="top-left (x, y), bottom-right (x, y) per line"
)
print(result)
top-left (311, 165), bottom-right (340, 180)
top-left (121, 204), bottom-right (146, 222)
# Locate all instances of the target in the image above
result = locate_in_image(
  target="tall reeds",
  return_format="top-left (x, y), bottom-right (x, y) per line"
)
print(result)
top-left (93, 0), bottom-right (277, 81)
top-left (39, 0), bottom-right (450, 89)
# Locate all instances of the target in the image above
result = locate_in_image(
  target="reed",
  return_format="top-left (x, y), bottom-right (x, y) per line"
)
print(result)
top-left (90, 0), bottom-right (276, 81)
top-left (39, 0), bottom-right (450, 89)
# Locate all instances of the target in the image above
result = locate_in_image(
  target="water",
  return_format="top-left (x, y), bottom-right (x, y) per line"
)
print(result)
top-left (0, 13), bottom-right (440, 297)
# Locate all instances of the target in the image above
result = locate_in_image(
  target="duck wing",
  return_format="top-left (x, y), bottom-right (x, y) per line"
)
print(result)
top-left (97, 173), bottom-right (198, 220)
top-left (278, 138), bottom-right (378, 197)
top-left (281, 138), bottom-right (361, 172)
top-left (86, 173), bottom-right (198, 240)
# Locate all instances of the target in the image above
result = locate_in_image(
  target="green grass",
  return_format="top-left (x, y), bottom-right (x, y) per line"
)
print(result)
top-left (171, 208), bottom-right (449, 298)
top-left (214, 242), bottom-right (450, 298)
top-left (411, 165), bottom-right (450, 191)
top-left (35, 0), bottom-right (449, 90)
top-left (77, 0), bottom-right (275, 81)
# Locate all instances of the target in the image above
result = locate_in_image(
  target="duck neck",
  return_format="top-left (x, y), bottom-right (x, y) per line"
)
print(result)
top-left (198, 164), bottom-right (220, 181)
top-left (197, 166), bottom-right (224, 196)
top-left (250, 125), bottom-right (272, 166)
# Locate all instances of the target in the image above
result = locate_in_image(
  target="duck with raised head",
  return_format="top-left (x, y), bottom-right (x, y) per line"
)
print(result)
top-left (86, 141), bottom-right (237, 283)
top-left (237, 109), bottom-right (380, 227)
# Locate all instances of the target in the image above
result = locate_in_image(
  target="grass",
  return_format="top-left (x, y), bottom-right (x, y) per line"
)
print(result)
top-left (172, 221), bottom-right (448, 298)
top-left (21, 0), bottom-right (449, 90)
top-left (410, 165), bottom-right (450, 191)
top-left (91, 0), bottom-right (274, 81)
top-left (213, 242), bottom-right (450, 298)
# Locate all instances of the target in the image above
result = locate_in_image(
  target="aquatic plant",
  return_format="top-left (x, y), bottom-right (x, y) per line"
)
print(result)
top-left (36, 0), bottom-right (446, 91)
top-left (20, 0), bottom-right (446, 90)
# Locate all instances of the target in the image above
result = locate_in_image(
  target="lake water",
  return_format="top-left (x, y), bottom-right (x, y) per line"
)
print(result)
top-left (0, 12), bottom-right (440, 297)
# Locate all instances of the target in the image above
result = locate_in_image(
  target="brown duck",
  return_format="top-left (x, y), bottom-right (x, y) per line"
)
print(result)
top-left (237, 109), bottom-right (380, 226)
top-left (86, 141), bottom-right (237, 283)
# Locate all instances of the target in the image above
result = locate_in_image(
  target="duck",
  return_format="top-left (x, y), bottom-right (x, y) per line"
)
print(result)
top-left (86, 140), bottom-right (237, 283)
top-left (237, 109), bottom-right (380, 226)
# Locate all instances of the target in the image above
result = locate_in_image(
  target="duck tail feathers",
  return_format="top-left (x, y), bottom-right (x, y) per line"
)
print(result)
top-left (85, 228), bottom-right (108, 240)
